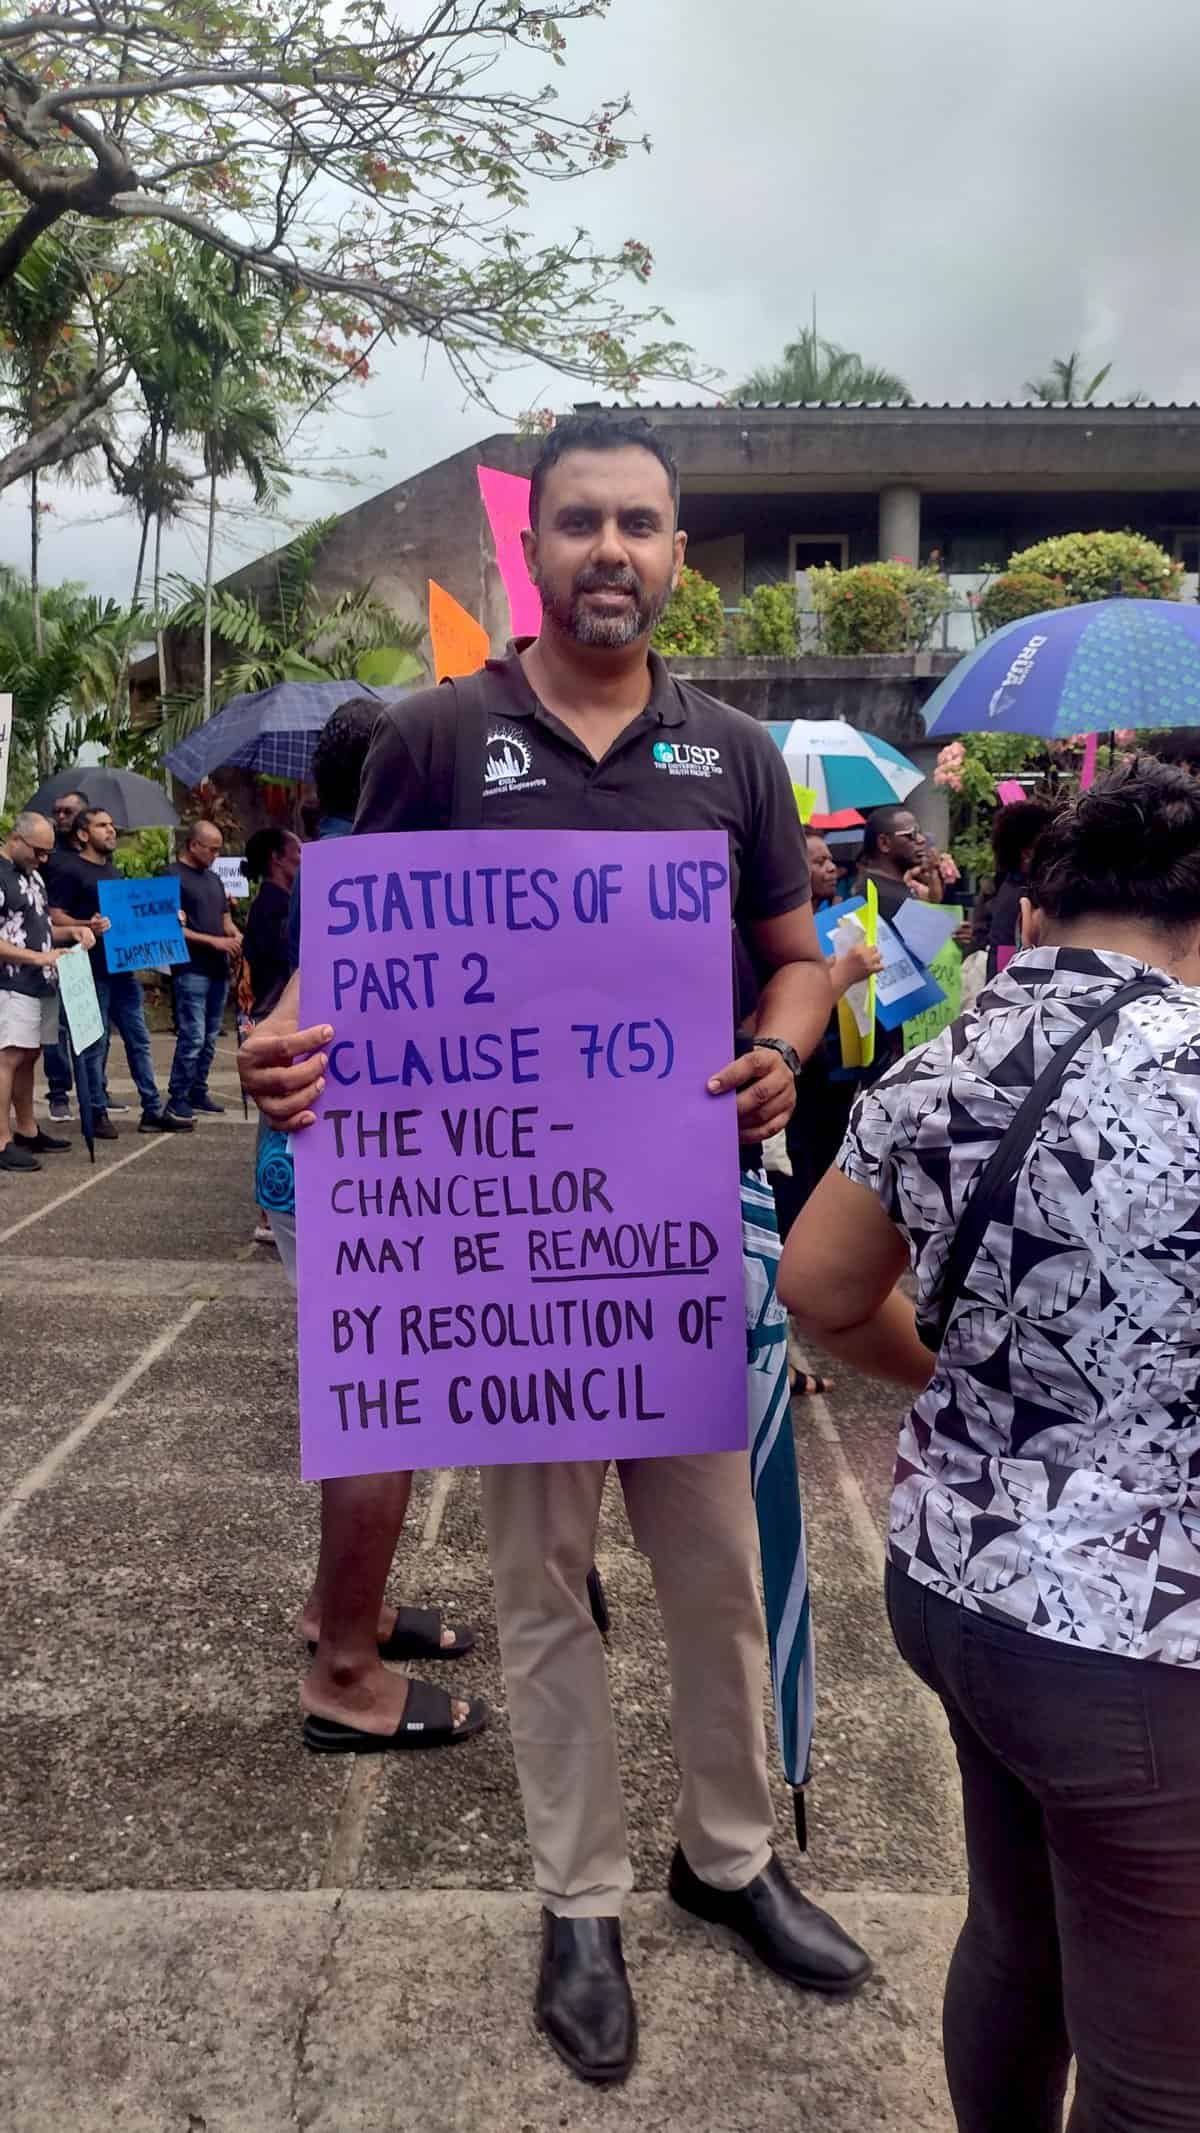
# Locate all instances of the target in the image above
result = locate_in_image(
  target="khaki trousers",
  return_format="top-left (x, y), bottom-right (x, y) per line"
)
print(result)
top-left (481, 1450), bottom-right (774, 1917)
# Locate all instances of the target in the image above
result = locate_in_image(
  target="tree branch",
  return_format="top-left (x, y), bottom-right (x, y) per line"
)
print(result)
top-left (0, 364), bottom-right (127, 491)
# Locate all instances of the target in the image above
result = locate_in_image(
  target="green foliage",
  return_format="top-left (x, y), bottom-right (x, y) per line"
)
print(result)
top-left (0, 0), bottom-right (703, 501)
top-left (160, 518), bottom-right (425, 743)
top-left (113, 828), bottom-right (171, 879)
top-left (936, 733), bottom-right (1051, 882)
top-left (652, 567), bottom-right (725, 657)
top-left (732, 583), bottom-right (798, 657)
top-left (1006, 531), bottom-right (1183, 604)
top-left (977, 571), bottom-right (1068, 636)
top-left (809, 564), bottom-right (908, 654)
top-left (875, 559), bottom-right (954, 649)
top-left (355, 646), bottom-right (425, 688)
top-left (0, 567), bottom-right (141, 773)
top-left (1023, 352), bottom-right (1145, 405)
top-left (736, 325), bottom-right (911, 404)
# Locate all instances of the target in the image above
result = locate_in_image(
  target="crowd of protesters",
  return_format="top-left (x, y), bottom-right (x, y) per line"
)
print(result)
top-left (4, 413), bottom-right (1199, 2132)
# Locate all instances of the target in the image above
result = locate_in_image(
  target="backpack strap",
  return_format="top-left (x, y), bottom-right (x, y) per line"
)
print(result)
top-left (919, 975), bottom-right (1168, 1352)
top-left (428, 670), bottom-right (497, 830)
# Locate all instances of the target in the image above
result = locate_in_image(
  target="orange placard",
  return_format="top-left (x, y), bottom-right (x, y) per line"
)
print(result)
top-left (429, 579), bottom-right (489, 683)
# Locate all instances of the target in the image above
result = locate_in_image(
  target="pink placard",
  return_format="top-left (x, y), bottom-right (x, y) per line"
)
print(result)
top-left (477, 465), bottom-right (543, 639)
top-left (294, 830), bottom-right (747, 1480)
top-left (995, 780), bottom-right (1026, 806)
top-left (1079, 733), bottom-right (1099, 790)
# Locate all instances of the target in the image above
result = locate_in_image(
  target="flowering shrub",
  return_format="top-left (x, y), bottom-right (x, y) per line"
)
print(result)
top-left (652, 566), bottom-right (725, 657)
top-left (732, 582), bottom-right (799, 656)
top-left (810, 559), bottom-right (952, 652)
top-left (977, 570), bottom-right (1067, 636)
top-left (809, 563), bottom-right (908, 653)
top-left (934, 740), bottom-right (967, 791)
top-left (1006, 531), bottom-right (1183, 605)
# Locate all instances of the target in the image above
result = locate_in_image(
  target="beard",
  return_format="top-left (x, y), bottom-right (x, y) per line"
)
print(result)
top-left (536, 565), bottom-right (671, 648)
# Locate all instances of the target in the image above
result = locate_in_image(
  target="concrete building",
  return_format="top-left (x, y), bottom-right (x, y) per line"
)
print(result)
top-left (170, 402), bottom-right (1200, 843)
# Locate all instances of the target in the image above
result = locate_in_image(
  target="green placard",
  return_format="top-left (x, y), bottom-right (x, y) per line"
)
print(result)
top-left (902, 926), bottom-right (963, 1053)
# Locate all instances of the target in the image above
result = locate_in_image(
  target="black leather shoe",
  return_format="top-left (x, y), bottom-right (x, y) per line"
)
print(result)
top-left (535, 1911), bottom-right (637, 2085)
top-left (669, 1848), bottom-right (872, 1997)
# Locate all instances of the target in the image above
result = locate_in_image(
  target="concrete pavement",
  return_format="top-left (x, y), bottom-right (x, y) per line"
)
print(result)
top-left (0, 1032), bottom-right (965, 2131)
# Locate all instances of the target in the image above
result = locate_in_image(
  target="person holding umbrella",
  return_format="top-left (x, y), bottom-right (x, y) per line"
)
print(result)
top-left (0, 813), bottom-right (94, 1171)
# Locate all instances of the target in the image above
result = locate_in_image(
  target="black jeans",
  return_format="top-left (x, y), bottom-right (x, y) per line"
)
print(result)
top-left (886, 1562), bottom-right (1200, 2133)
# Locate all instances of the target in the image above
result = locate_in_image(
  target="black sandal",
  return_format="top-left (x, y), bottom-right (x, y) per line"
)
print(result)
top-left (306, 1605), bottom-right (477, 1662)
top-left (302, 1678), bottom-right (489, 1754)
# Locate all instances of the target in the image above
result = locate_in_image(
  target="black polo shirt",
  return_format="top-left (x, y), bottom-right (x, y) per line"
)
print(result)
top-left (354, 646), bottom-right (809, 1008)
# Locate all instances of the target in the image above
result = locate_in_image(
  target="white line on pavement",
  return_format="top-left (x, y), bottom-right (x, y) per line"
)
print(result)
top-left (419, 1470), bottom-right (457, 1551)
top-left (0, 1134), bottom-right (167, 1247)
top-left (0, 1296), bottom-right (209, 1542)
top-left (802, 1377), bottom-right (888, 1576)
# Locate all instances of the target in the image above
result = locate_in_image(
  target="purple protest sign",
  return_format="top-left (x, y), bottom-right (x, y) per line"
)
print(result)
top-left (294, 831), bottom-right (747, 1480)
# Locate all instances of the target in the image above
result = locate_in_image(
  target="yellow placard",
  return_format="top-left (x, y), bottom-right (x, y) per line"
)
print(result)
top-left (836, 880), bottom-right (878, 1070)
top-left (793, 784), bottom-right (818, 824)
top-left (429, 579), bottom-right (490, 683)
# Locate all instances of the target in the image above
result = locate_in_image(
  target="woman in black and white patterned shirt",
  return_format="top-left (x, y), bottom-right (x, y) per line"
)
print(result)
top-left (781, 759), bottom-right (1200, 2133)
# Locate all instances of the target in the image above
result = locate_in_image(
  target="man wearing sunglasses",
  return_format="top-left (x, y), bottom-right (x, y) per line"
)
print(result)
top-left (0, 812), bottom-right (94, 1172)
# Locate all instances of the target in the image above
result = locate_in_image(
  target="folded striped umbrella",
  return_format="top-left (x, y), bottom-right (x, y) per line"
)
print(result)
top-left (742, 1167), bottom-right (814, 1845)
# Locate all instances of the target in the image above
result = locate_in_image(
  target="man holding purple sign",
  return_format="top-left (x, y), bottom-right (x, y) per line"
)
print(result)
top-left (240, 414), bottom-right (871, 2086)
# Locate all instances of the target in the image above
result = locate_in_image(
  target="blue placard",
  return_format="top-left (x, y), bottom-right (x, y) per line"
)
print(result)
top-left (815, 897), bottom-right (944, 1029)
top-left (97, 875), bottom-right (187, 975)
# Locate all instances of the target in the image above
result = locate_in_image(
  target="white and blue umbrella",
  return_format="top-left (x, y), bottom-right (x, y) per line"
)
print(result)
top-left (768, 719), bottom-right (924, 814)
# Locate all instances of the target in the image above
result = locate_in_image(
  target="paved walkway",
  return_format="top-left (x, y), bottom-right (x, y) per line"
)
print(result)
top-left (0, 1033), bottom-right (965, 2132)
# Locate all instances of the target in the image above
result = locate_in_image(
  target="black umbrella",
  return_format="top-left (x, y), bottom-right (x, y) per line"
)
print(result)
top-left (26, 765), bottom-right (178, 831)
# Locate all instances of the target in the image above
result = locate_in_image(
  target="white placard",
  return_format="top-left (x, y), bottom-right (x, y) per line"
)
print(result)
top-left (214, 856), bottom-right (249, 900)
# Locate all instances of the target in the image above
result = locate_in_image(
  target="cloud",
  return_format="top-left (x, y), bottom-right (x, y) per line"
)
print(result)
top-left (4, 0), bottom-right (1198, 599)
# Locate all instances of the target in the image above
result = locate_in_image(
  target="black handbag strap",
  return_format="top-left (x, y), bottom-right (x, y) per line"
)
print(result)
top-left (429, 670), bottom-right (494, 832)
top-left (924, 976), bottom-right (1167, 1351)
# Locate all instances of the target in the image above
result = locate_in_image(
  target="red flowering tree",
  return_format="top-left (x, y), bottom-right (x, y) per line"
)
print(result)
top-left (0, 1), bottom-right (699, 489)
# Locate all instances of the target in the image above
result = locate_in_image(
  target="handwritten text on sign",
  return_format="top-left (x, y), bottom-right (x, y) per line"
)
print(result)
top-left (97, 875), bottom-right (187, 974)
top-left (294, 831), bottom-right (746, 1481)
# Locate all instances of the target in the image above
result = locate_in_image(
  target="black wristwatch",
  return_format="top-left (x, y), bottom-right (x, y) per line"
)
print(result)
top-left (749, 1035), bottom-right (803, 1078)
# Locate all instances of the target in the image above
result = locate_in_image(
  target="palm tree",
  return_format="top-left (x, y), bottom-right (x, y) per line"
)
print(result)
top-left (1024, 352), bottom-right (1146, 404)
top-left (735, 324), bottom-right (911, 404)
top-left (161, 517), bottom-right (424, 743)
top-left (0, 229), bottom-right (96, 658)
top-left (195, 370), bottom-right (288, 724)
top-left (0, 566), bottom-right (137, 777)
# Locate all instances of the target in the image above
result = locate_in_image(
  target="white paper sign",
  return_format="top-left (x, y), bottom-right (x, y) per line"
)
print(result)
top-left (214, 856), bottom-right (249, 900)
top-left (832, 911), bottom-right (874, 1037)
top-left (892, 897), bottom-right (961, 967)
top-left (56, 943), bottom-right (104, 1053)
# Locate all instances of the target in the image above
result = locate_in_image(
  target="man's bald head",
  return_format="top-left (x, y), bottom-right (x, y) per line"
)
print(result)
top-left (182, 819), bottom-right (222, 870)
top-left (5, 812), bottom-right (54, 870)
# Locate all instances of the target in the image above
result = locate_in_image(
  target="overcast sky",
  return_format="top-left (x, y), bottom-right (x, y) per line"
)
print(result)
top-left (7, 0), bottom-right (1200, 601)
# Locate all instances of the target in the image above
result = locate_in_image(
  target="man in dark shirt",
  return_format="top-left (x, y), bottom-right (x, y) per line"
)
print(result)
top-left (242, 827), bottom-right (301, 1019)
top-left (239, 414), bottom-right (869, 2079)
top-left (0, 811), bottom-right (93, 1169)
top-left (46, 808), bottom-right (188, 1137)
top-left (166, 820), bottom-right (241, 1122)
top-left (856, 803), bottom-right (940, 924)
top-left (41, 787), bottom-right (90, 1117)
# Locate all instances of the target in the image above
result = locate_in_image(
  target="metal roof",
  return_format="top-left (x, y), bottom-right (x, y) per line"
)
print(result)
top-left (574, 399), bottom-right (1200, 414)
